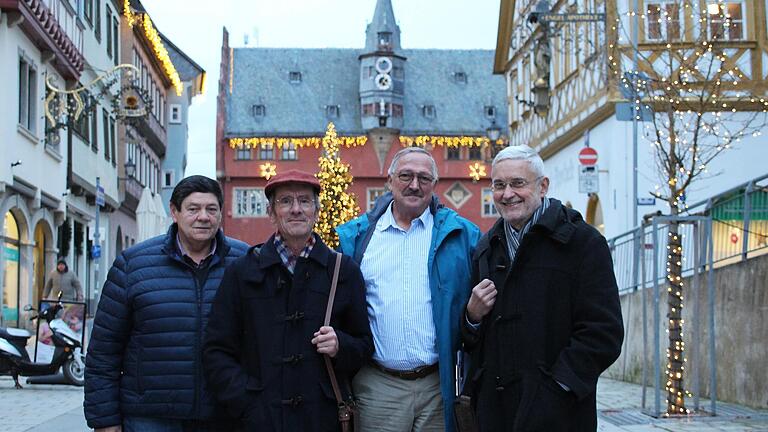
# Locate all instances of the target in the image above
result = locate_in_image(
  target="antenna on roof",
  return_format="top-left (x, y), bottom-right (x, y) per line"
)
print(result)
top-left (243, 33), bottom-right (249, 46)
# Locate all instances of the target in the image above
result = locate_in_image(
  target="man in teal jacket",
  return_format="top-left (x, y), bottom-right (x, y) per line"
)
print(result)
top-left (337, 147), bottom-right (480, 432)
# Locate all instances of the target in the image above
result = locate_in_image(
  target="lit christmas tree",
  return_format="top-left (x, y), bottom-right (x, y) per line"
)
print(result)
top-left (316, 122), bottom-right (360, 248)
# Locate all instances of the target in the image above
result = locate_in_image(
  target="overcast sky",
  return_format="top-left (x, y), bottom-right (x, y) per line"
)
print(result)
top-left (142, 0), bottom-right (502, 178)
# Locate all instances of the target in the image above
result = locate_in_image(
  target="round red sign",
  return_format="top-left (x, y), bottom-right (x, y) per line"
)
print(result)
top-left (579, 147), bottom-right (598, 166)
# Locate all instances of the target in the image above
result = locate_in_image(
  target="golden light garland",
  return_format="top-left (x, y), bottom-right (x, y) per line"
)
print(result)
top-left (315, 123), bottom-right (360, 249)
top-left (399, 135), bottom-right (504, 148)
top-left (468, 162), bottom-right (487, 182)
top-left (123, 0), bottom-right (183, 96)
top-left (260, 163), bottom-right (277, 180)
top-left (607, 4), bottom-right (768, 416)
top-left (229, 136), bottom-right (367, 150)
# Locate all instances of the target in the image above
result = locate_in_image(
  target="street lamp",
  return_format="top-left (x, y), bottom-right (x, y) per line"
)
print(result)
top-left (486, 120), bottom-right (501, 142)
top-left (486, 119), bottom-right (505, 161)
top-left (118, 159), bottom-right (136, 183)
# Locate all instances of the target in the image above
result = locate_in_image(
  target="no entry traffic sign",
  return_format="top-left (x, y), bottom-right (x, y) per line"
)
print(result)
top-left (578, 147), bottom-right (598, 166)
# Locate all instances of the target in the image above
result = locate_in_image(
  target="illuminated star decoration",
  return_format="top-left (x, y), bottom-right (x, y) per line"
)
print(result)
top-left (260, 162), bottom-right (277, 180)
top-left (469, 162), bottom-right (487, 182)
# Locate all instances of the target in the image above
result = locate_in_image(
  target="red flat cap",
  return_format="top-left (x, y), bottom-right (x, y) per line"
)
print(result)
top-left (264, 169), bottom-right (321, 197)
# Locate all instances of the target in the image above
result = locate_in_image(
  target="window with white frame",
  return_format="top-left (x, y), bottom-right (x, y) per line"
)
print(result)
top-left (163, 170), bottom-right (175, 188)
top-left (367, 188), bottom-right (387, 211)
top-left (259, 143), bottom-right (274, 160)
top-left (646, 1), bottom-right (681, 41)
top-left (281, 142), bottom-right (297, 160)
top-left (235, 148), bottom-right (252, 160)
top-left (169, 104), bottom-right (182, 124)
top-left (234, 188), bottom-right (269, 217)
top-left (482, 188), bottom-right (498, 217)
top-left (106, 7), bottom-right (112, 58)
top-left (707, 1), bottom-right (745, 40)
top-left (18, 55), bottom-right (37, 132)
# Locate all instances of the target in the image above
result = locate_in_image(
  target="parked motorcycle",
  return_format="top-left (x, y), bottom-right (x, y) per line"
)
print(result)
top-left (0, 294), bottom-right (85, 388)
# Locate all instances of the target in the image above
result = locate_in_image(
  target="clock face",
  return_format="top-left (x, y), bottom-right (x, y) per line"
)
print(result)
top-left (375, 73), bottom-right (392, 91)
top-left (375, 57), bottom-right (393, 74)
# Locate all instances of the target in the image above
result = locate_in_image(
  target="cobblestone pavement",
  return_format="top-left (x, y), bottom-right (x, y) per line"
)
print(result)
top-left (1, 376), bottom-right (766, 431)
top-left (598, 378), bottom-right (768, 431)
top-left (0, 376), bottom-right (87, 432)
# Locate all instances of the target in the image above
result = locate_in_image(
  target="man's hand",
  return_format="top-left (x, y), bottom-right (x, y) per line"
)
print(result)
top-left (311, 326), bottom-right (339, 357)
top-left (466, 278), bottom-right (497, 324)
top-left (95, 426), bottom-right (122, 432)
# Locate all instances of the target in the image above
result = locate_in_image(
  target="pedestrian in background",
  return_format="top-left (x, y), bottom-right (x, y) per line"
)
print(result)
top-left (43, 258), bottom-right (83, 301)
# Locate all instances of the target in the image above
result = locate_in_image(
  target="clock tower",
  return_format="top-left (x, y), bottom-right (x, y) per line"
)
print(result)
top-left (359, 0), bottom-right (406, 170)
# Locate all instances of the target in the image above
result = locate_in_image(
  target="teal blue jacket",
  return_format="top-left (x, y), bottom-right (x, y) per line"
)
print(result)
top-left (336, 193), bottom-right (480, 432)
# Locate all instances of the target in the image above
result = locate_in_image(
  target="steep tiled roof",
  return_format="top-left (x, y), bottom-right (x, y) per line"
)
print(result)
top-left (226, 48), bottom-right (507, 137)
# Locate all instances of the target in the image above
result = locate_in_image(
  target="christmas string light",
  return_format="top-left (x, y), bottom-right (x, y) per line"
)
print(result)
top-left (229, 136), bottom-right (367, 150)
top-left (123, 0), bottom-right (183, 96)
top-left (315, 123), bottom-right (360, 249)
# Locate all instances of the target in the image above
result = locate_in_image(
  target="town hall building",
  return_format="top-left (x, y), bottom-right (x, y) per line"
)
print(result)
top-left (216, 0), bottom-right (508, 243)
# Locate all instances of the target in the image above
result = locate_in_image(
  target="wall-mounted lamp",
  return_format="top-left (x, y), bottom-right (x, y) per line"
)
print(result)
top-left (486, 120), bottom-right (501, 142)
top-left (10, 160), bottom-right (22, 168)
top-left (118, 159), bottom-right (136, 182)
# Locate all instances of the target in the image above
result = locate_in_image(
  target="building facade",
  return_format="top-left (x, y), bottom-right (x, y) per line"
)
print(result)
top-left (1, 0), bottom-right (204, 324)
top-left (494, 0), bottom-right (768, 239)
top-left (159, 33), bottom-right (206, 210)
top-left (0, 0), bottom-right (84, 327)
top-left (217, 0), bottom-right (508, 245)
top-left (112, 0), bottom-right (180, 260)
top-left (64, 0), bottom-right (122, 314)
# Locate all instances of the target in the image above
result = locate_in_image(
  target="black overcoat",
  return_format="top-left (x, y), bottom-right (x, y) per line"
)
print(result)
top-left (461, 199), bottom-right (624, 432)
top-left (203, 234), bottom-right (373, 432)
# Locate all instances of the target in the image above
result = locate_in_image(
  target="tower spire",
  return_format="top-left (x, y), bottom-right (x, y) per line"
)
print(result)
top-left (365, 0), bottom-right (401, 52)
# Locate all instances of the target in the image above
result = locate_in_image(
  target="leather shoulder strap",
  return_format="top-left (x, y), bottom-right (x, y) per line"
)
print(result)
top-left (324, 252), bottom-right (343, 326)
top-left (324, 252), bottom-right (345, 404)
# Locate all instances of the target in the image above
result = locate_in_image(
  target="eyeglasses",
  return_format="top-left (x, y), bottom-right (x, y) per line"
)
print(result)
top-left (491, 176), bottom-right (543, 192)
top-left (274, 195), bottom-right (315, 211)
top-left (396, 172), bottom-right (435, 186)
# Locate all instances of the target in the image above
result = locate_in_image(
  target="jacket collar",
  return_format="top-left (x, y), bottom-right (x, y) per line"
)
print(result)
top-left (259, 232), bottom-right (332, 270)
top-left (480, 198), bottom-right (575, 256)
top-left (162, 223), bottom-right (230, 260)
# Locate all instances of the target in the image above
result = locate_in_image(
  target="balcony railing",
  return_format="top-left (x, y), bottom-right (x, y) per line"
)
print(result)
top-left (0, 0), bottom-right (84, 78)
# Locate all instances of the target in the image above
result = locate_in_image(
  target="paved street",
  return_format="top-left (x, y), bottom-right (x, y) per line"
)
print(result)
top-left (1, 376), bottom-right (766, 431)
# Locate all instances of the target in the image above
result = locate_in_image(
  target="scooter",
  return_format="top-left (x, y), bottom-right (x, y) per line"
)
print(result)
top-left (0, 294), bottom-right (86, 388)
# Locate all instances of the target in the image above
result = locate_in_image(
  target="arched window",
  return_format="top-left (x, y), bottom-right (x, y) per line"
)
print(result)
top-left (3, 211), bottom-right (21, 327)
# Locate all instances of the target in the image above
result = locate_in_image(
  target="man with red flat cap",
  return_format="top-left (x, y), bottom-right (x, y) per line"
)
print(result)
top-left (203, 169), bottom-right (373, 432)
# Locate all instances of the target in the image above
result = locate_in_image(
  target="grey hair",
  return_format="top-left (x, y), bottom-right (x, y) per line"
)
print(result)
top-left (387, 147), bottom-right (439, 182)
top-left (491, 145), bottom-right (545, 178)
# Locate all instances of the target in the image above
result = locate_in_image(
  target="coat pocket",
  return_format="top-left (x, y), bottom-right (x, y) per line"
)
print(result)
top-left (515, 369), bottom-right (576, 431)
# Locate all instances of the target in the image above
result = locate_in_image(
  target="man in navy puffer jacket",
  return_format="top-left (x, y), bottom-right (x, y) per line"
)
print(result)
top-left (84, 176), bottom-right (248, 432)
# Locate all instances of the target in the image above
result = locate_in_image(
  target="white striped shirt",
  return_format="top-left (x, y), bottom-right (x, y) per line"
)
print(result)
top-left (360, 203), bottom-right (438, 370)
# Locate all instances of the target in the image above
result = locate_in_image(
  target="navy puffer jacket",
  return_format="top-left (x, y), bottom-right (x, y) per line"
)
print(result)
top-left (84, 225), bottom-right (248, 429)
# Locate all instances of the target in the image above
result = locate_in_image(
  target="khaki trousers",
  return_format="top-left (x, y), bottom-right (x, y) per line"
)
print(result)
top-left (352, 364), bottom-right (445, 432)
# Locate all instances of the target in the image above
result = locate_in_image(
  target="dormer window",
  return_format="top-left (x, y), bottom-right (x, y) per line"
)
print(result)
top-left (454, 72), bottom-right (468, 84)
top-left (422, 105), bottom-right (436, 119)
top-left (253, 104), bottom-right (266, 118)
top-left (326, 105), bottom-right (340, 118)
top-left (378, 31), bottom-right (392, 48)
top-left (289, 71), bottom-right (302, 83)
top-left (485, 106), bottom-right (496, 119)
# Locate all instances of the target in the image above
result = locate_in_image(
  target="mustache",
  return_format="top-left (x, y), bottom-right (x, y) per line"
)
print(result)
top-left (402, 189), bottom-right (424, 197)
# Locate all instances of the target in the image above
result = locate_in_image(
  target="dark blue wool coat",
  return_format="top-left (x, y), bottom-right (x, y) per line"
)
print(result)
top-left (84, 225), bottom-right (248, 429)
